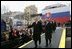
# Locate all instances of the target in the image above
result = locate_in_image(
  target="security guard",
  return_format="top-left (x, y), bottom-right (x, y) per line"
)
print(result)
top-left (45, 20), bottom-right (53, 47)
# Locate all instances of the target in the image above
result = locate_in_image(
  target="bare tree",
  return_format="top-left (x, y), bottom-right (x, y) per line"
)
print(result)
top-left (1, 5), bottom-right (9, 14)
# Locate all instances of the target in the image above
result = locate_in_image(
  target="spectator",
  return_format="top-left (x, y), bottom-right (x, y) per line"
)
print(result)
top-left (12, 29), bottom-right (17, 39)
top-left (3, 32), bottom-right (9, 41)
top-left (9, 28), bottom-right (13, 40)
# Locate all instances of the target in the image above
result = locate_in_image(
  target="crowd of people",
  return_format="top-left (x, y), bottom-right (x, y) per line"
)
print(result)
top-left (1, 19), bottom-right (33, 48)
top-left (9, 27), bottom-right (32, 43)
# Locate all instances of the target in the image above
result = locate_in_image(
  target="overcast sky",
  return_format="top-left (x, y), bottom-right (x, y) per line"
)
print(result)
top-left (1, 1), bottom-right (71, 13)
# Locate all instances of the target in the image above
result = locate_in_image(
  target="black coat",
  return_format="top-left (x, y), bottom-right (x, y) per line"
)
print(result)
top-left (28, 21), bottom-right (42, 41)
top-left (52, 22), bottom-right (56, 31)
top-left (45, 22), bottom-right (53, 39)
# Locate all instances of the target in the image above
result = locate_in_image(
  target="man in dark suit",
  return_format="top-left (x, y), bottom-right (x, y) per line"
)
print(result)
top-left (45, 20), bottom-right (53, 47)
top-left (27, 17), bottom-right (42, 48)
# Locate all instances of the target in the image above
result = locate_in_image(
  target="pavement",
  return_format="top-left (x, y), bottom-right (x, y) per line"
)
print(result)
top-left (18, 27), bottom-right (63, 48)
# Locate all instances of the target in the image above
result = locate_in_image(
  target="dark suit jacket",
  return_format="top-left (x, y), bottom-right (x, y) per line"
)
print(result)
top-left (45, 22), bottom-right (53, 39)
top-left (28, 21), bottom-right (42, 41)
